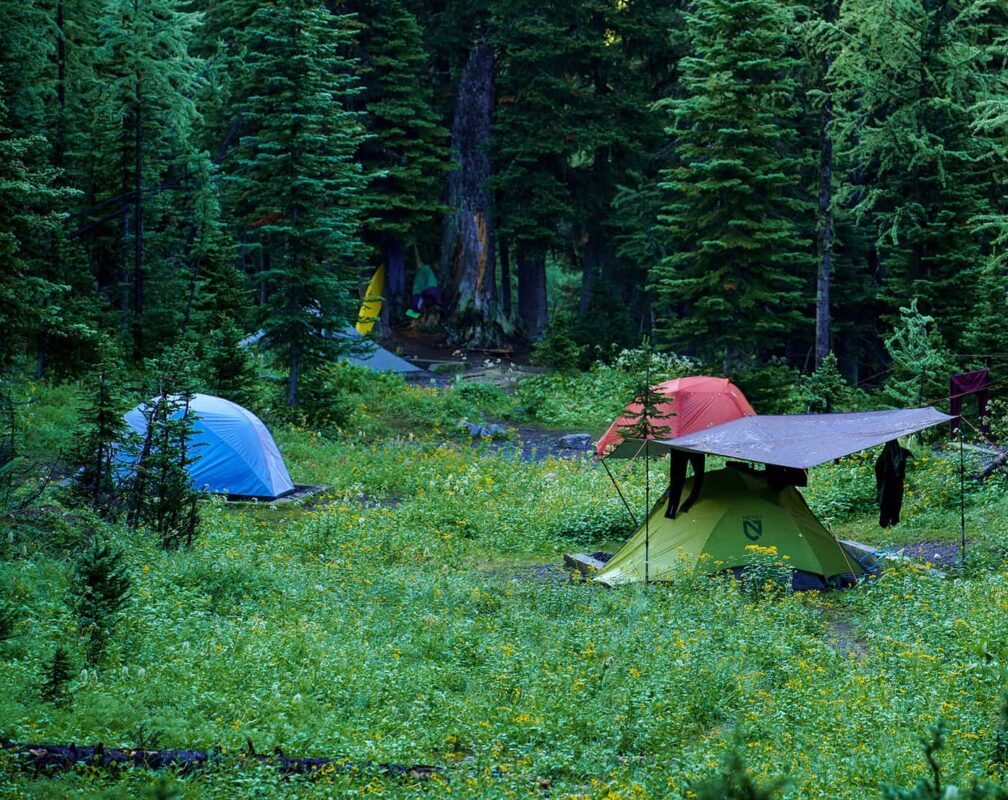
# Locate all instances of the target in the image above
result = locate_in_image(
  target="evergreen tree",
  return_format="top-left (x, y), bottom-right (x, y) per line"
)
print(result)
top-left (71, 539), bottom-right (131, 664)
top-left (125, 346), bottom-right (201, 548)
top-left (225, 1), bottom-right (368, 407)
top-left (40, 645), bottom-right (75, 703)
top-left (89, 0), bottom-right (202, 359)
top-left (794, 351), bottom-right (860, 412)
top-left (0, 91), bottom-right (75, 365)
top-left (351, 0), bottom-right (449, 318)
top-left (829, 0), bottom-right (1007, 345)
top-left (652, 0), bottom-right (812, 368)
top-left (882, 298), bottom-right (952, 408)
top-left (71, 345), bottom-right (129, 517)
top-left (490, 0), bottom-right (663, 340)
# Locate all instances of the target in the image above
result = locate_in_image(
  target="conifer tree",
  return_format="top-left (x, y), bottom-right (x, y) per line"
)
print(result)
top-left (829, 0), bottom-right (1007, 344)
top-left (225, 1), bottom-right (368, 407)
top-left (882, 299), bottom-right (951, 408)
top-left (652, 0), bottom-right (812, 369)
top-left (71, 539), bottom-right (131, 664)
top-left (71, 345), bottom-right (129, 517)
top-left (0, 91), bottom-right (75, 365)
top-left (40, 646), bottom-right (74, 703)
top-left (89, 0), bottom-right (202, 358)
top-left (351, 0), bottom-right (449, 317)
top-left (125, 346), bottom-right (201, 548)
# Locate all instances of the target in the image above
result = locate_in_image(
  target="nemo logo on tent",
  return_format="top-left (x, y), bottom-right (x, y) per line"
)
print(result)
top-left (743, 517), bottom-right (763, 541)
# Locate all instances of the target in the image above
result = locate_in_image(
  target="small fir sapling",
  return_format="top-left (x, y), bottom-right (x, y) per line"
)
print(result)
top-left (40, 645), bottom-right (74, 703)
top-left (71, 539), bottom-right (131, 664)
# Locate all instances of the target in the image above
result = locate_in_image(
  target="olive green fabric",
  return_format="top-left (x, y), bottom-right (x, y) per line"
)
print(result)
top-left (595, 467), bottom-right (861, 585)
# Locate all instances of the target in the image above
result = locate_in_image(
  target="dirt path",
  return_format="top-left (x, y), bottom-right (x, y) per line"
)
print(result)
top-left (822, 610), bottom-right (870, 661)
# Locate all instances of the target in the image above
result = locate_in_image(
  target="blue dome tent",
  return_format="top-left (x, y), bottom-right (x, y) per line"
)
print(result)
top-left (124, 394), bottom-right (295, 500)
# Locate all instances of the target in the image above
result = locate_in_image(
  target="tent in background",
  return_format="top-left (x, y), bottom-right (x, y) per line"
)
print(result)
top-left (340, 326), bottom-right (422, 374)
top-left (597, 376), bottom-right (754, 458)
top-left (123, 394), bottom-right (295, 500)
top-left (595, 465), bottom-right (860, 586)
top-left (239, 326), bottom-right (422, 375)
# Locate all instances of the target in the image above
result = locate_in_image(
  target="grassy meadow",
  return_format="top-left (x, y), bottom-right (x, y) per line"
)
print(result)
top-left (3, 369), bottom-right (1008, 799)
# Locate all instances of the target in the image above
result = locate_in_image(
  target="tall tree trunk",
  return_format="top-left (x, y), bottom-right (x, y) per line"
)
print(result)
top-left (54, 1), bottom-right (66, 168)
top-left (578, 219), bottom-right (607, 315)
top-left (287, 342), bottom-right (300, 408)
top-left (815, 2), bottom-right (836, 368)
top-left (132, 74), bottom-right (144, 358)
top-left (815, 84), bottom-right (833, 367)
top-left (441, 40), bottom-right (499, 344)
top-left (385, 237), bottom-right (406, 321)
top-left (517, 250), bottom-right (547, 340)
top-left (121, 206), bottom-right (131, 337)
top-left (498, 234), bottom-right (511, 318)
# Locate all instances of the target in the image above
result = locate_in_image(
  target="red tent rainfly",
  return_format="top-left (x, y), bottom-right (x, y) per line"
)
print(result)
top-left (596, 376), bottom-right (755, 459)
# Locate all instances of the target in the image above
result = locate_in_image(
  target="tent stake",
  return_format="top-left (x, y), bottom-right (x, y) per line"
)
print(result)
top-left (601, 457), bottom-right (638, 527)
top-left (959, 430), bottom-right (966, 565)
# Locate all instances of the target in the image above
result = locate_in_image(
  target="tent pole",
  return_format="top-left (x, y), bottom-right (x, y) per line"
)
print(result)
top-left (644, 346), bottom-right (651, 586)
top-left (601, 457), bottom-right (638, 527)
top-left (645, 443), bottom-right (650, 586)
top-left (959, 430), bottom-right (966, 565)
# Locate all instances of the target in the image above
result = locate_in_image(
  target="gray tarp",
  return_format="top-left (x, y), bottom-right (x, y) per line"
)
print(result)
top-left (653, 407), bottom-right (954, 469)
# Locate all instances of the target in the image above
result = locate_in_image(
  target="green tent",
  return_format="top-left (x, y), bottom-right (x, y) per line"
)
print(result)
top-left (595, 466), bottom-right (861, 586)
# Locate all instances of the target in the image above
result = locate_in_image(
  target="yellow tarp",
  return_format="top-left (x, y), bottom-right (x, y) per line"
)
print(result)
top-left (355, 264), bottom-right (385, 334)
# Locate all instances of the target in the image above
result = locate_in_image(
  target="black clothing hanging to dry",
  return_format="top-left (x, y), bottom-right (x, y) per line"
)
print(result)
top-left (875, 440), bottom-right (912, 528)
top-left (665, 451), bottom-right (706, 518)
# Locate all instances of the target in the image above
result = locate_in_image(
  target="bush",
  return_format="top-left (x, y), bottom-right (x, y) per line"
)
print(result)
top-left (531, 317), bottom-right (587, 372)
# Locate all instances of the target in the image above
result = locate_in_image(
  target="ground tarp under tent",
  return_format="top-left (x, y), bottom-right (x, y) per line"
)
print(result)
top-left (596, 376), bottom-right (755, 458)
top-left (123, 394), bottom-right (295, 500)
top-left (595, 465), bottom-right (861, 586)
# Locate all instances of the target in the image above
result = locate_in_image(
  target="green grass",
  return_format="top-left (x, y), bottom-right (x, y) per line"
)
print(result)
top-left (3, 377), bottom-right (1008, 798)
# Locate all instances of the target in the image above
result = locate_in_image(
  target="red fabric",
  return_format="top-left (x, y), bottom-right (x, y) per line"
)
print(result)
top-left (595, 376), bottom-right (756, 457)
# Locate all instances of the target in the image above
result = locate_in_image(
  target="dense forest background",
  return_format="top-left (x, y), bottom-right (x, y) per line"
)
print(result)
top-left (2, 0), bottom-right (1007, 406)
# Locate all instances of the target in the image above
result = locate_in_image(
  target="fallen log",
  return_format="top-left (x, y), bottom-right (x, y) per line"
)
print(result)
top-left (977, 450), bottom-right (1008, 480)
top-left (0, 739), bottom-right (442, 780)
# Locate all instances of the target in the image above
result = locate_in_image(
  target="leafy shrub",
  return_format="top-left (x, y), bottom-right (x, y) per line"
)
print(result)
top-left (517, 346), bottom-right (699, 430)
top-left (693, 750), bottom-right (785, 800)
top-left (531, 317), bottom-right (588, 372)
top-left (738, 545), bottom-right (793, 602)
top-left (295, 361), bottom-right (363, 430)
